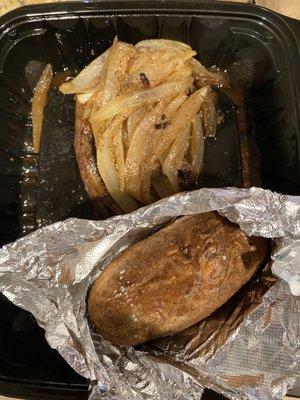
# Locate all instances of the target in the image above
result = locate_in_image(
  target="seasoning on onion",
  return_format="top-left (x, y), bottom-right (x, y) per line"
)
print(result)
top-left (32, 64), bottom-right (53, 154)
top-left (60, 37), bottom-right (227, 215)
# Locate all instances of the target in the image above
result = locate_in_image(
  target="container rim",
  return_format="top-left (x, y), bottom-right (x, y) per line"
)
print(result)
top-left (0, 0), bottom-right (299, 42)
top-left (0, 1), bottom-right (298, 81)
top-left (0, 1), bottom-right (298, 62)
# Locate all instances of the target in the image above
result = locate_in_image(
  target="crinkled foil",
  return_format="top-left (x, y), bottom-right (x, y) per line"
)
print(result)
top-left (0, 187), bottom-right (299, 400)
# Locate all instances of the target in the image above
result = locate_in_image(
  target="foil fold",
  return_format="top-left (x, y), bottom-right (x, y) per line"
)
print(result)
top-left (0, 187), bottom-right (299, 400)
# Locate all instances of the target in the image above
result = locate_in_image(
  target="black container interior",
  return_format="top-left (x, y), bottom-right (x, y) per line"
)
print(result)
top-left (0, 1), bottom-right (299, 399)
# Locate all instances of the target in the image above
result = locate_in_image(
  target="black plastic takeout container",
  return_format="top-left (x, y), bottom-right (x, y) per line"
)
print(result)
top-left (0, 1), bottom-right (299, 399)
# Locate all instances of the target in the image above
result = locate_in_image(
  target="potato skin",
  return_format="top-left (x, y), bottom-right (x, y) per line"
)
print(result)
top-left (88, 212), bottom-right (268, 346)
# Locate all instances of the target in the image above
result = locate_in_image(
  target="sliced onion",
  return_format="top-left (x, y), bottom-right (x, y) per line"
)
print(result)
top-left (139, 94), bottom-right (187, 203)
top-left (125, 102), bottom-right (165, 201)
top-left (162, 124), bottom-right (191, 191)
top-left (139, 86), bottom-right (209, 200)
top-left (126, 105), bottom-right (150, 144)
top-left (101, 40), bottom-right (135, 107)
top-left (189, 113), bottom-right (205, 181)
top-left (60, 37), bottom-right (228, 211)
top-left (166, 63), bottom-right (193, 82)
top-left (126, 50), bottom-right (196, 90)
top-left (128, 47), bottom-right (163, 74)
top-left (126, 49), bottom-right (173, 86)
top-left (163, 93), bottom-right (187, 118)
top-left (91, 77), bottom-right (193, 122)
top-left (113, 123), bottom-right (126, 191)
top-left (59, 48), bottom-right (110, 95)
top-left (96, 115), bottom-right (139, 213)
top-left (32, 64), bottom-right (53, 153)
top-left (92, 39), bottom-right (136, 111)
top-left (77, 92), bottom-right (95, 104)
top-left (150, 85), bottom-right (210, 164)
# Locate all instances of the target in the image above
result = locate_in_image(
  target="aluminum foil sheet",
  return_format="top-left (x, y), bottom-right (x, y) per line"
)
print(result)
top-left (0, 187), bottom-right (299, 400)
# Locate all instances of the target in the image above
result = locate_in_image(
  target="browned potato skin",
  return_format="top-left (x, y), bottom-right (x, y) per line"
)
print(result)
top-left (88, 212), bottom-right (268, 346)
